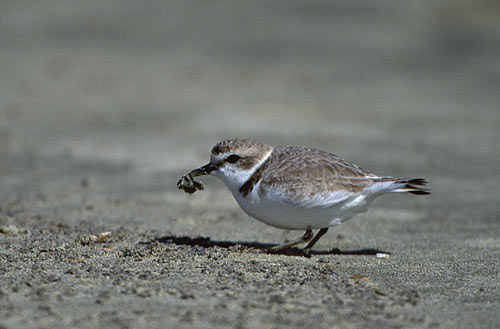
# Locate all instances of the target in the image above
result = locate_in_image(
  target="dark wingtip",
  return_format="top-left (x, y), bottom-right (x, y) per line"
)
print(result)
top-left (401, 178), bottom-right (430, 195)
top-left (407, 178), bottom-right (428, 186)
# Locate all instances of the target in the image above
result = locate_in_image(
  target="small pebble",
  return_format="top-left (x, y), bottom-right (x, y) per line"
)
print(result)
top-left (0, 225), bottom-right (19, 235)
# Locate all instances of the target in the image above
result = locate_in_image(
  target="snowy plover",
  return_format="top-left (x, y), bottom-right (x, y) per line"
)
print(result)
top-left (178, 138), bottom-right (429, 254)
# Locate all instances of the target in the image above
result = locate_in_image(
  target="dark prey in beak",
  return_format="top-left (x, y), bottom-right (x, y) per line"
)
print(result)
top-left (177, 163), bottom-right (216, 194)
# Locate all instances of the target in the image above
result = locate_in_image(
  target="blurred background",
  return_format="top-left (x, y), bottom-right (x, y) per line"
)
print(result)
top-left (1, 0), bottom-right (500, 225)
top-left (1, 2), bottom-right (499, 327)
top-left (2, 0), bottom-right (499, 174)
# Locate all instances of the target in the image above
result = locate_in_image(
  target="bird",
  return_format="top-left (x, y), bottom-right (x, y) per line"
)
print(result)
top-left (178, 138), bottom-right (429, 254)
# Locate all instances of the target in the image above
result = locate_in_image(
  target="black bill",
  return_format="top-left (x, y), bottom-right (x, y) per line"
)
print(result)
top-left (188, 163), bottom-right (216, 177)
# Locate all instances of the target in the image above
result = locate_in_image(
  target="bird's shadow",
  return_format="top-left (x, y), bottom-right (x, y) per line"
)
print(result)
top-left (149, 235), bottom-right (390, 257)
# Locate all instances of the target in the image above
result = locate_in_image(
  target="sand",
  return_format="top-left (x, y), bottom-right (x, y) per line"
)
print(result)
top-left (1, 1), bottom-right (499, 328)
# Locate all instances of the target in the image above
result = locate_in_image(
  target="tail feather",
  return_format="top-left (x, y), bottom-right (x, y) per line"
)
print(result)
top-left (393, 178), bottom-right (430, 195)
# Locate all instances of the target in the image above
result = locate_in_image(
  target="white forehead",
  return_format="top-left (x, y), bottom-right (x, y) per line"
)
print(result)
top-left (210, 152), bottom-right (228, 163)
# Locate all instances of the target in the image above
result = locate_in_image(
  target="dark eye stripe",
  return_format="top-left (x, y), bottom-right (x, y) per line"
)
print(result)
top-left (226, 154), bottom-right (241, 163)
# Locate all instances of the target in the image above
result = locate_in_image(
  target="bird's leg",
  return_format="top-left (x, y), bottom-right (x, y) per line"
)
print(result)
top-left (302, 227), bottom-right (329, 255)
top-left (269, 227), bottom-right (313, 252)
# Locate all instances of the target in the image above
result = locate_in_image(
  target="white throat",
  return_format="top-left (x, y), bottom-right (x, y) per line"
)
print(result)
top-left (212, 148), bottom-right (273, 195)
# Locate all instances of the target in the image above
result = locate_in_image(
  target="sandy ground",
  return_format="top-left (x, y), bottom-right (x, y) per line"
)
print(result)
top-left (1, 1), bottom-right (499, 328)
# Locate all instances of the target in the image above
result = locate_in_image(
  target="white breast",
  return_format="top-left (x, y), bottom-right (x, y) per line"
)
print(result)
top-left (226, 180), bottom-right (375, 230)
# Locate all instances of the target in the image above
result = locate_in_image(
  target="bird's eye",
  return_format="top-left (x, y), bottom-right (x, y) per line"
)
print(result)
top-left (226, 154), bottom-right (241, 163)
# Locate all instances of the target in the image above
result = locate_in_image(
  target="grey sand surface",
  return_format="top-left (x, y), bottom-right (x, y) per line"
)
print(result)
top-left (1, 1), bottom-right (499, 328)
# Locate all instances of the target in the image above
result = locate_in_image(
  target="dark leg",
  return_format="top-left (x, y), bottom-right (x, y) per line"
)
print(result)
top-left (269, 227), bottom-right (313, 252)
top-left (303, 228), bottom-right (329, 254)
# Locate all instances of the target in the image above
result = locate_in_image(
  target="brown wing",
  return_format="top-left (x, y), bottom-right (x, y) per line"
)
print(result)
top-left (259, 146), bottom-right (377, 207)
